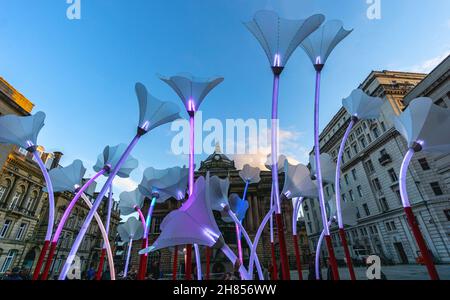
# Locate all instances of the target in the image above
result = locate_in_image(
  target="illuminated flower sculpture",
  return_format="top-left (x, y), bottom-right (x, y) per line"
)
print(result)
top-left (160, 73), bottom-right (223, 280)
top-left (59, 83), bottom-right (180, 280)
top-left (280, 161), bottom-right (318, 280)
top-left (301, 20), bottom-right (352, 280)
top-left (40, 160), bottom-right (116, 281)
top-left (118, 217), bottom-right (144, 279)
top-left (335, 88), bottom-right (383, 280)
top-left (0, 112), bottom-right (55, 281)
top-left (394, 98), bottom-right (450, 280)
top-left (137, 166), bottom-right (188, 280)
top-left (139, 177), bottom-right (251, 280)
top-left (245, 10), bottom-right (324, 279)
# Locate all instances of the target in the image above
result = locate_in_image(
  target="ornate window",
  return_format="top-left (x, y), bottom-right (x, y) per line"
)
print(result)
top-left (9, 187), bottom-right (24, 211)
top-left (0, 250), bottom-right (17, 273)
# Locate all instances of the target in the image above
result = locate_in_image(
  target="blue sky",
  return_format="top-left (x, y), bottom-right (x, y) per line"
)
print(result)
top-left (1, 0), bottom-right (449, 194)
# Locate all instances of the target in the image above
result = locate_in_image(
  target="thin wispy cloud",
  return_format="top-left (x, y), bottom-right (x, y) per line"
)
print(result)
top-left (407, 49), bottom-right (450, 73)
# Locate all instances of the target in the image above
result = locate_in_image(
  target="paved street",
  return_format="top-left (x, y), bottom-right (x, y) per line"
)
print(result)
top-left (291, 265), bottom-right (450, 280)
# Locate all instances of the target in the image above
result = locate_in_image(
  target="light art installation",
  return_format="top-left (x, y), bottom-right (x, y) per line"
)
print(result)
top-left (280, 161), bottom-right (318, 279)
top-left (0, 112), bottom-right (56, 281)
top-left (118, 217), bottom-right (144, 278)
top-left (58, 83), bottom-right (180, 280)
top-left (394, 98), bottom-right (450, 280)
top-left (160, 73), bottom-right (223, 280)
top-left (137, 166), bottom-right (188, 279)
top-left (301, 20), bottom-right (352, 280)
top-left (309, 153), bottom-right (336, 184)
top-left (337, 88), bottom-right (383, 280)
top-left (245, 10), bottom-right (324, 279)
top-left (139, 176), bottom-right (251, 280)
top-left (51, 144), bottom-right (138, 280)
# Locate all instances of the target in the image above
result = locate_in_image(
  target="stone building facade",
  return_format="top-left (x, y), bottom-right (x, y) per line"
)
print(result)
top-left (303, 68), bottom-right (450, 267)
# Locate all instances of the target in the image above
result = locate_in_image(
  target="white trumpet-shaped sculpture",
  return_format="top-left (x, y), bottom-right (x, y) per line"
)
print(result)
top-left (309, 153), bottom-right (336, 184)
top-left (239, 164), bottom-right (261, 185)
top-left (342, 89), bottom-right (384, 120)
top-left (45, 160), bottom-right (86, 193)
top-left (0, 111), bottom-right (45, 149)
top-left (301, 20), bottom-right (353, 68)
top-left (119, 189), bottom-right (145, 216)
top-left (222, 194), bottom-right (249, 223)
top-left (282, 161), bottom-right (318, 199)
top-left (136, 82), bottom-right (181, 133)
top-left (93, 144), bottom-right (139, 178)
top-left (244, 10), bottom-right (325, 68)
top-left (264, 154), bottom-right (287, 172)
top-left (118, 217), bottom-right (144, 278)
top-left (208, 175), bottom-right (230, 212)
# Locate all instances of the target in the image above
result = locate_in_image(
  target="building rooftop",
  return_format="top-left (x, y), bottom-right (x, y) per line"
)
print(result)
top-left (0, 77), bottom-right (35, 114)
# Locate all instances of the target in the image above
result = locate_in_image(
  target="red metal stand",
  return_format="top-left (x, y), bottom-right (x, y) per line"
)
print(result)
top-left (404, 207), bottom-right (439, 280)
top-left (270, 242), bottom-right (278, 280)
top-left (172, 245), bottom-right (178, 280)
top-left (275, 213), bottom-right (290, 280)
top-left (338, 228), bottom-right (356, 280)
top-left (324, 235), bottom-right (340, 280)
top-left (137, 239), bottom-right (148, 280)
top-left (40, 241), bottom-right (57, 280)
top-left (292, 235), bottom-right (303, 280)
top-left (205, 247), bottom-right (211, 280)
top-left (95, 248), bottom-right (107, 280)
top-left (185, 244), bottom-right (192, 280)
top-left (32, 240), bottom-right (50, 280)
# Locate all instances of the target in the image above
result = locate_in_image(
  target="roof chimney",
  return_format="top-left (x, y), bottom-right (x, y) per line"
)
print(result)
top-left (51, 151), bottom-right (64, 169)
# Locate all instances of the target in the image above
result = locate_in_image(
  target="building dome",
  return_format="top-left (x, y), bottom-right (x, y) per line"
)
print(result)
top-left (199, 143), bottom-right (236, 172)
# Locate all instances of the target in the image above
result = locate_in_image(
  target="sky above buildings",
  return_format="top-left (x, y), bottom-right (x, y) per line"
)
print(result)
top-left (1, 0), bottom-right (450, 195)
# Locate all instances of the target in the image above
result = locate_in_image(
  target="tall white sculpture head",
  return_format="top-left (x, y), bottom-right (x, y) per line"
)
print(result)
top-left (282, 161), bottom-right (318, 199)
top-left (239, 164), bottom-right (261, 184)
top-left (0, 111), bottom-right (46, 150)
top-left (119, 189), bottom-right (145, 216)
top-left (342, 89), bottom-right (384, 120)
top-left (93, 144), bottom-right (139, 178)
top-left (394, 97), bottom-right (450, 154)
top-left (45, 160), bottom-right (86, 193)
top-left (118, 217), bottom-right (144, 243)
top-left (309, 153), bottom-right (336, 184)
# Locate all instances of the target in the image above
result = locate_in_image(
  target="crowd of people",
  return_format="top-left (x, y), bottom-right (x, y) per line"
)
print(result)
top-left (1, 267), bottom-right (31, 280)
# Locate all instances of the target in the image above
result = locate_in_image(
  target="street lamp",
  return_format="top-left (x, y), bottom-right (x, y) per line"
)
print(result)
top-left (300, 20), bottom-right (352, 280)
top-left (336, 88), bottom-right (383, 280)
top-left (160, 73), bottom-right (223, 280)
top-left (245, 10), bottom-right (325, 280)
top-left (394, 97), bottom-right (450, 280)
top-left (58, 83), bottom-right (180, 280)
top-left (118, 217), bottom-right (144, 279)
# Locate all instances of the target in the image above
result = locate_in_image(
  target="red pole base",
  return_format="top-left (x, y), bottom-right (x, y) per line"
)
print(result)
top-left (270, 242), bottom-right (278, 280)
top-left (137, 239), bottom-right (148, 280)
top-left (40, 241), bottom-right (57, 281)
top-left (404, 207), bottom-right (440, 280)
top-left (205, 247), bottom-right (211, 280)
top-left (185, 244), bottom-right (192, 280)
top-left (95, 248), bottom-right (107, 280)
top-left (32, 240), bottom-right (50, 281)
top-left (292, 235), bottom-right (303, 280)
top-left (324, 235), bottom-right (340, 280)
top-left (338, 228), bottom-right (356, 280)
top-left (172, 246), bottom-right (179, 280)
top-left (275, 213), bottom-right (290, 280)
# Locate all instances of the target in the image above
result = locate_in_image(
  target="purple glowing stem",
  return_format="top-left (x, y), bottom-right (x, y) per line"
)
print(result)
top-left (220, 244), bottom-right (251, 280)
top-left (271, 74), bottom-right (282, 214)
top-left (335, 119), bottom-right (355, 228)
top-left (52, 169), bottom-right (107, 243)
top-left (135, 207), bottom-right (147, 233)
top-left (235, 224), bottom-right (243, 265)
top-left (143, 197), bottom-right (157, 251)
top-left (315, 218), bottom-right (334, 280)
top-left (123, 239), bottom-right (134, 278)
top-left (194, 244), bottom-right (202, 280)
top-left (32, 150), bottom-right (55, 242)
top-left (227, 209), bottom-right (263, 280)
top-left (399, 148), bottom-right (415, 208)
top-left (59, 135), bottom-right (140, 280)
top-left (248, 205), bottom-right (276, 277)
top-left (292, 197), bottom-right (304, 236)
top-left (242, 180), bottom-right (249, 201)
top-left (102, 184), bottom-right (113, 249)
top-left (189, 115), bottom-right (195, 196)
top-left (313, 70), bottom-right (331, 237)
top-left (269, 184), bottom-right (274, 243)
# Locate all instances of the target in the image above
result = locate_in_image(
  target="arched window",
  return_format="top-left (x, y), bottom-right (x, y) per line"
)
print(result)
top-left (9, 186), bottom-right (24, 211)
top-left (24, 191), bottom-right (38, 213)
